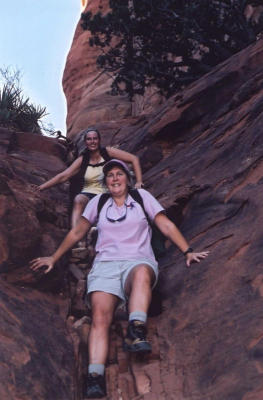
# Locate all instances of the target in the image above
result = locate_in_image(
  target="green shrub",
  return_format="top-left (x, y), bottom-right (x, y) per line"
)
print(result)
top-left (0, 66), bottom-right (50, 134)
top-left (0, 83), bottom-right (47, 133)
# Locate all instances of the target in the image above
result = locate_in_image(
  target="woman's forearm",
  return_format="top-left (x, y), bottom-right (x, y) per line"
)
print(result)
top-left (131, 156), bottom-right (143, 185)
top-left (52, 228), bottom-right (84, 262)
top-left (155, 213), bottom-right (189, 253)
top-left (155, 213), bottom-right (209, 267)
top-left (166, 224), bottom-right (189, 254)
top-left (30, 218), bottom-right (91, 273)
top-left (39, 173), bottom-right (66, 191)
top-left (39, 156), bottom-right (82, 191)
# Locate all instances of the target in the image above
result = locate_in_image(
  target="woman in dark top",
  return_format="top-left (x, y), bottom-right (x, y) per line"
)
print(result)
top-left (37, 127), bottom-right (143, 228)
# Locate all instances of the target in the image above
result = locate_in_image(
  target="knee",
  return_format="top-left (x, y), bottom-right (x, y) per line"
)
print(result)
top-left (91, 309), bottom-right (112, 330)
top-left (73, 194), bottom-right (88, 208)
top-left (132, 266), bottom-right (153, 286)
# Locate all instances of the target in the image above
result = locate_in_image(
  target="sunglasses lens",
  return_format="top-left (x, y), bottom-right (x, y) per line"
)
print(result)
top-left (106, 202), bottom-right (129, 223)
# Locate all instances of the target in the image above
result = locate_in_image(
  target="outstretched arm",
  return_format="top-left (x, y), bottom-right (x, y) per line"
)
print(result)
top-left (30, 217), bottom-right (91, 273)
top-left (154, 213), bottom-right (209, 267)
top-left (106, 147), bottom-right (143, 188)
top-left (37, 156), bottom-right (83, 191)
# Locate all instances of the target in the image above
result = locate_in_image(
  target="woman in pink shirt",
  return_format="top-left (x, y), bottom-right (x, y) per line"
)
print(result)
top-left (31, 159), bottom-right (208, 399)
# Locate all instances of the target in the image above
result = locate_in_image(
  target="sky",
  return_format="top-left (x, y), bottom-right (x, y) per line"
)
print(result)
top-left (0, 1), bottom-right (84, 134)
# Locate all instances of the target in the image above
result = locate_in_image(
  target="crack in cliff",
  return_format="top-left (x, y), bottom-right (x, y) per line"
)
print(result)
top-left (227, 242), bottom-right (250, 261)
top-left (205, 234), bottom-right (234, 249)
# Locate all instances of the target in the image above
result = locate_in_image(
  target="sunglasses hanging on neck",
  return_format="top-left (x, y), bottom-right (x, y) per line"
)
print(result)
top-left (106, 200), bottom-right (133, 223)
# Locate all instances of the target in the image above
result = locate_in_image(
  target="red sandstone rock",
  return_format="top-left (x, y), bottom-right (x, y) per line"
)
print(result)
top-left (62, 0), bottom-right (132, 139)
top-left (63, 2), bottom-right (263, 141)
top-left (63, 0), bottom-right (166, 139)
top-left (63, 37), bottom-right (263, 399)
top-left (0, 278), bottom-right (74, 400)
top-left (0, 128), bottom-right (70, 289)
top-left (2, 18), bottom-right (263, 400)
top-left (0, 128), bottom-right (74, 398)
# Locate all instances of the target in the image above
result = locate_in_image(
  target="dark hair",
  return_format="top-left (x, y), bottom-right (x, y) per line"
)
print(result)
top-left (83, 127), bottom-right (101, 142)
top-left (102, 160), bottom-right (131, 186)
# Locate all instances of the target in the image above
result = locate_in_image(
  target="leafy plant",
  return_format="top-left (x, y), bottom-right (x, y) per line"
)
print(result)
top-left (0, 66), bottom-right (53, 134)
top-left (81, 0), bottom-right (263, 99)
top-left (0, 83), bottom-right (47, 133)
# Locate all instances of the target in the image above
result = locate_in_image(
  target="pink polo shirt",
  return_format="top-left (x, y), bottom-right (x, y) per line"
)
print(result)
top-left (82, 189), bottom-right (164, 263)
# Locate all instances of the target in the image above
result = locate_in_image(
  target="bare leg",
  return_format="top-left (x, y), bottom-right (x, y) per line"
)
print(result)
top-left (71, 194), bottom-right (89, 228)
top-left (125, 264), bottom-right (155, 314)
top-left (123, 265), bottom-right (155, 353)
top-left (89, 291), bottom-right (119, 364)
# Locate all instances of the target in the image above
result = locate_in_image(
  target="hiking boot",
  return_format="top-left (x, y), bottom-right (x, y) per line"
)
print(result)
top-left (123, 320), bottom-right (152, 353)
top-left (86, 373), bottom-right (106, 399)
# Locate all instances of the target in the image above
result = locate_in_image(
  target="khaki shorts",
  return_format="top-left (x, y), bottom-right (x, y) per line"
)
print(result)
top-left (87, 259), bottom-right (158, 303)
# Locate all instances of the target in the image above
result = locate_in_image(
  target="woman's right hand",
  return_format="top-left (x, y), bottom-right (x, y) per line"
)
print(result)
top-left (30, 256), bottom-right (55, 274)
top-left (30, 184), bottom-right (42, 192)
top-left (135, 182), bottom-right (144, 189)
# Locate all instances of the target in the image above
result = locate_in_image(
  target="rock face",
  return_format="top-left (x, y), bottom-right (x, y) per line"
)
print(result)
top-left (63, 1), bottom-right (263, 140)
top-left (0, 128), bottom-right (75, 399)
top-left (62, 0), bottom-right (132, 139)
top-left (2, 18), bottom-right (263, 400)
top-left (62, 37), bottom-right (263, 399)
top-left (62, 0), bottom-right (164, 139)
top-left (0, 128), bottom-right (70, 289)
top-left (0, 280), bottom-right (74, 400)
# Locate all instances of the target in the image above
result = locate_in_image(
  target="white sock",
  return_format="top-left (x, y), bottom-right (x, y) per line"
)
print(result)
top-left (129, 311), bottom-right (147, 323)
top-left (88, 363), bottom-right (105, 376)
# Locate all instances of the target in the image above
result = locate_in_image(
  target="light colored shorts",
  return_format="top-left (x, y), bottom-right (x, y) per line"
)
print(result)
top-left (87, 259), bottom-right (158, 303)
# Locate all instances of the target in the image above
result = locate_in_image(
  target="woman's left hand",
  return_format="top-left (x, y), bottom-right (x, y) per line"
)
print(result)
top-left (30, 256), bottom-right (55, 274)
top-left (186, 251), bottom-right (209, 267)
top-left (135, 182), bottom-right (144, 189)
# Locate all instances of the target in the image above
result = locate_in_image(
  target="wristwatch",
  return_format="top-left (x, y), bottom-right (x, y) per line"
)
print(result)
top-left (183, 247), bottom-right (193, 256)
